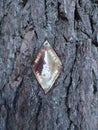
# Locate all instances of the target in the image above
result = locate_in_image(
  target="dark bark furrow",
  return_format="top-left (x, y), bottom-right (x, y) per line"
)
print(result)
top-left (0, 0), bottom-right (98, 130)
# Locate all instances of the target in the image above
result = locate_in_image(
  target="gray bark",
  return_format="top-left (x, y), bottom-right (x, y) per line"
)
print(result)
top-left (0, 0), bottom-right (98, 130)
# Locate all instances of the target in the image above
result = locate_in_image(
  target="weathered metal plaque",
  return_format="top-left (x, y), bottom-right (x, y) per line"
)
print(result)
top-left (33, 40), bottom-right (62, 93)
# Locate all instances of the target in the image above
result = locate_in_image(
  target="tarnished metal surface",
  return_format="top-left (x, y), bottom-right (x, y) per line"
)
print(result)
top-left (33, 40), bottom-right (62, 93)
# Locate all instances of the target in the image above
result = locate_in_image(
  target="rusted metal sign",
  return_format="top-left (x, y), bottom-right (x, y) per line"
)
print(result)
top-left (33, 40), bottom-right (62, 93)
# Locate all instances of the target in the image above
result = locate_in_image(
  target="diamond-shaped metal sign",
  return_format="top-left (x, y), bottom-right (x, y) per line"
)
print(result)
top-left (33, 40), bottom-right (62, 93)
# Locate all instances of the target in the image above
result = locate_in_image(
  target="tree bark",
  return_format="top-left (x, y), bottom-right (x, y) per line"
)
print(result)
top-left (0, 0), bottom-right (98, 130)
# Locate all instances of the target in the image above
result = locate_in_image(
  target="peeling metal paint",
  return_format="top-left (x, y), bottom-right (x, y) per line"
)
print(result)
top-left (33, 40), bottom-right (62, 93)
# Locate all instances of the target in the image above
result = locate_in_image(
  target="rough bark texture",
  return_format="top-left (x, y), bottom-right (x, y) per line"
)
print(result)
top-left (0, 0), bottom-right (98, 130)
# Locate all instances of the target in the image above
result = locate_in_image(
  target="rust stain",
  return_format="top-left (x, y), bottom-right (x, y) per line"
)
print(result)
top-left (34, 49), bottom-right (45, 75)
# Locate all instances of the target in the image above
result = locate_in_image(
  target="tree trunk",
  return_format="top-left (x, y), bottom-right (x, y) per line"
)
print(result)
top-left (0, 0), bottom-right (98, 130)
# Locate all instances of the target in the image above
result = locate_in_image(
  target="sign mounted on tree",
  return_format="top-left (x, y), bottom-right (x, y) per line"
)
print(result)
top-left (33, 40), bottom-right (62, 93)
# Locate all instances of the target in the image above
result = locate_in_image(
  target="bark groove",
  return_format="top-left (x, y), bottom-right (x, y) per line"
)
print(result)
top-left (0, 0), bottom-right (98, 130)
